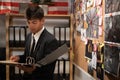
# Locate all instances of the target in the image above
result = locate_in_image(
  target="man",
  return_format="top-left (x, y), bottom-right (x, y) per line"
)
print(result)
top-left (10, 5), bottom-right (58, 80)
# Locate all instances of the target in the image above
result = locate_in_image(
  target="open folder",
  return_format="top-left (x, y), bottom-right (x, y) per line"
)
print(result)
top-left (0, 60), bottom-right (22, 65)
top-left (0, 44), bottom-right (68, 67)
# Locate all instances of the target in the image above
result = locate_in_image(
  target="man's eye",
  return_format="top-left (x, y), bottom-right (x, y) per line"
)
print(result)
top-left (27, 20), bottom-right (31, 24)
top-left (32, 21), bottom-right (37, 24)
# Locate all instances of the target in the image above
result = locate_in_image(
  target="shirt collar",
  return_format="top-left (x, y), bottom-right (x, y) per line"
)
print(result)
top-left (32, 26), bottom-right (45, 43)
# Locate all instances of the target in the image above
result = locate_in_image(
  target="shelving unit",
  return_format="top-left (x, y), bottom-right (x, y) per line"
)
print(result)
top-left (5, 13), bottom-right (73, 80)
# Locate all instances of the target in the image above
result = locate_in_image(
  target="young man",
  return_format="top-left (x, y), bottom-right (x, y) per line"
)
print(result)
top-left (10, 5), bottom-right (58, 80)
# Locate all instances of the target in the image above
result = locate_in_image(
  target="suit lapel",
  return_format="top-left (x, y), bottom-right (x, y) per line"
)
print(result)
top-left (33, 29), bottom-right (46, 56)
top-left (27, 33), bottom-right (32, 56)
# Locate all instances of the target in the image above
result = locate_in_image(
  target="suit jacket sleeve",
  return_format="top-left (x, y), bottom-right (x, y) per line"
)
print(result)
top-left (19, 33), bottom-right (31, 63)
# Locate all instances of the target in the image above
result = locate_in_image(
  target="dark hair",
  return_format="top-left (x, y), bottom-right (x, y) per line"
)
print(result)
top-left (25, 5), bottom-right (44, 20)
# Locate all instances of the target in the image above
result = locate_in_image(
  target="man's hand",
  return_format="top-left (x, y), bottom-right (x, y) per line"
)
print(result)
top-left (17, 65), bottom-right (36, 73)
top-left (10, 56), bottom-right (20, 62)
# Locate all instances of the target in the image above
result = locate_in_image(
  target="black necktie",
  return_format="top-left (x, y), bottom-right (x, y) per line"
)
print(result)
top-left (31, 36), bottom-right (35, 55)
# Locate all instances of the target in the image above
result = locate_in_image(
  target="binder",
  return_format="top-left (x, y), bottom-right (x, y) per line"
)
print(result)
top-left (0, 44), bottom-right (68, 67)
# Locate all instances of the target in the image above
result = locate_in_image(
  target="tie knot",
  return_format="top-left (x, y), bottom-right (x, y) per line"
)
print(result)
top-left (33, 36), bottom-right (35, 43)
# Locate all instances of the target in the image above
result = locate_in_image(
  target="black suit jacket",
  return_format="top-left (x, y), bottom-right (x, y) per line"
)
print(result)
top-left (20, 29), bottom-right (59, 80)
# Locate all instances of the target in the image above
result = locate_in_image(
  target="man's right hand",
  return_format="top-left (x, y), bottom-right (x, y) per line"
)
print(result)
top-left (10, 56), bottom-right (20, 62)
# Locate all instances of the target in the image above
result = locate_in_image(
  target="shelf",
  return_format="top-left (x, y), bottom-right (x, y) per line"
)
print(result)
top-left (104, 41), bottom-right (120, 47)
top-left (6, 13), bottom-right (25, 18)
top-left (45, 14), bottom-right (71, 19)
top-left (9, 47), bottom-right (25, 51)
top-left (6, 13), bottom-right (71, 19)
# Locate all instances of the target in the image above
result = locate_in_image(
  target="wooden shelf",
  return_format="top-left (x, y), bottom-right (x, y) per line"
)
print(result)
top-left (6, 13), bottom-right (71, 19)
top-left (9, 47), bottom-right (25, 51)
top-left (45, 14), bottom-right (71, 19)
top-left (6, 13), bottom-right (25, 18)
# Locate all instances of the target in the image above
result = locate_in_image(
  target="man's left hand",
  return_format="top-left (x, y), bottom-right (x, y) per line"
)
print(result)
top-left (17, 65), bottom-right (36, 73)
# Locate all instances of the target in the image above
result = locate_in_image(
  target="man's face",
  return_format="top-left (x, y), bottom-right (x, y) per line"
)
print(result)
top-left (27, 18), bottom-right (44, 34)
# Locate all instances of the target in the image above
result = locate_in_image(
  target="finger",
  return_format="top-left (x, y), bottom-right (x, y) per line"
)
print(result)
top-left (10, 56), bottom-right (14, 60)
top-left (10, 56), bottom-right (17, 61)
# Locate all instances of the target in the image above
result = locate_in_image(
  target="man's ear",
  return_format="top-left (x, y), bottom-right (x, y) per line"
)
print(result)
top-left (41, 18), bottom-right (45, 25)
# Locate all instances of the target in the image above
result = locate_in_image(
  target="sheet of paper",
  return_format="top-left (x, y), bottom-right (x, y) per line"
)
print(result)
top-left (93, 0), bottom-right (102, 7)
top-left (0, 60), bottom-right (33, 67)
top-left (81, 28), bottom-right (86, 42)
top-left (87, 0), bottom-right (93, 8)
top-left (91, 52), bottom-right (97, 69)
top-left (0, 60), bottom-right (21, 65)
